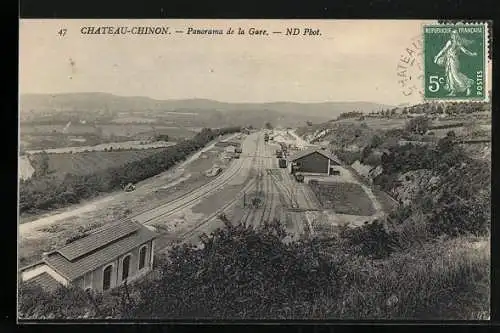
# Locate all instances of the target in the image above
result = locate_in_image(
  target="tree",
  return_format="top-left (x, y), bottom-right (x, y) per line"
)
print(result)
top-left (370, 135), bottom-right (383, 148)
top-left (306, 121), bottom-right (313, 126)
top-left (437, 131), bottom-right (458, 156)
top-left (446, 130), bottom-right (456, 139)
top-left (265, 122), bottom-right (273, 130)
top-left (405, 116), bottom-right (430, 134)
top-left (31, 151), bottom-right (50, 177)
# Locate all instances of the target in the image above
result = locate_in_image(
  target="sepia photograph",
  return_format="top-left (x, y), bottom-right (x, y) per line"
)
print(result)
top-left (18, 19), bottom-right (491, 321)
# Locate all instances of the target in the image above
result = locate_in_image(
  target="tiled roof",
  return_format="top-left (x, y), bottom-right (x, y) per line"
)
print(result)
top-left (288, 148), bottom-right (341, 164)
top-left (44, 222), bottom-right (158, 281)
top-left (57, 220), bottom-right (141, 261)
top-left (25, 272), bottom-right (61, 293)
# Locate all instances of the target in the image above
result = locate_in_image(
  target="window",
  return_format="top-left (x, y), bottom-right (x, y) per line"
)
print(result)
top-left (84, 272), bottom-right (92, 290)
top-left (103, 265), bottom-right (113, 291)
top-left (122, 255), bottom-right (131, 281)
top-left (139, 245), bottom-right (147, 270)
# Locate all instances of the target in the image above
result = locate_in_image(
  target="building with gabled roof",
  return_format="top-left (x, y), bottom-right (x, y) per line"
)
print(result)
top-left (287, 148), bottom-right (344, 177)
top-left (20, 220), bottom-right (159, 293)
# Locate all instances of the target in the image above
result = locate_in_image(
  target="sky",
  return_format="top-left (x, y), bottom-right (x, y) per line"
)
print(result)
top-left (19, 19), bottom-right (492, 105)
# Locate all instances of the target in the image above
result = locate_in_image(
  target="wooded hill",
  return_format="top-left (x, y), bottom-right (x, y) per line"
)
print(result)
top-left (20, 93), bottom-right (391, 124)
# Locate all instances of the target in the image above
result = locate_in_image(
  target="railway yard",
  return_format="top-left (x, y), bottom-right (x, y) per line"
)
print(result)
top-left (19, 130), bottom-right (386, 265)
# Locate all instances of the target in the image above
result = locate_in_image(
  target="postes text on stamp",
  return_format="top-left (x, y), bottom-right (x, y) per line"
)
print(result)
top-left (424, 24), bottom-right (487, 101)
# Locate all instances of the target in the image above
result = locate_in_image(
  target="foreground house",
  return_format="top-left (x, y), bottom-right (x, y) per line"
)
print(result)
top-left (288, 148), bottom-right (344, 177)
top-left (21, 220), bottom-right (158, 293)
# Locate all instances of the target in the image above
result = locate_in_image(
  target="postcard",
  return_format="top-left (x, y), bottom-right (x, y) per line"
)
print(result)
top-left (18, 19), bottom-right (491, 321)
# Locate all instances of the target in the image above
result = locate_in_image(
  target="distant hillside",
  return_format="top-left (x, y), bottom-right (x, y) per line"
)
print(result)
top-left (20, 93), bottom-right (392, 122)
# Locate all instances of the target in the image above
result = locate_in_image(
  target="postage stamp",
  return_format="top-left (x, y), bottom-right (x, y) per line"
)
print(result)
top-left (18, 19), bottom-right (491, 322)
top-left (423, 23), bottom-right (487, 101)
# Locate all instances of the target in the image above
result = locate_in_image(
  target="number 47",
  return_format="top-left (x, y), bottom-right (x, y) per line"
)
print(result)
top-left (58, 29), bottom-right (67, 37)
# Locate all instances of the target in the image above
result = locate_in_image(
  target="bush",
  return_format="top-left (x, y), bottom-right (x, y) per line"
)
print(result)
top-left (18, 221), bottom-right (490, 320)
top-left (361, 152), bottom-right (381, 166)
top-left (405, 116), bottom-right (430, 134)
top-left (340, 220), bottom-right (397, 259)
top-left (373, 173), bottom-right (399, 193)
top-left (334, 150), bottom-right (361, 165)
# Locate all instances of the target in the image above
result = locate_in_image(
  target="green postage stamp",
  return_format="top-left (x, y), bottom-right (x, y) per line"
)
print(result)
top-left (424, 23), bottom-right (488, 101)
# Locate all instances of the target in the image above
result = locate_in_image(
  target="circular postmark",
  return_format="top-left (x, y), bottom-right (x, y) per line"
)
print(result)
top-left (396, 35), bottom-right (424, 102)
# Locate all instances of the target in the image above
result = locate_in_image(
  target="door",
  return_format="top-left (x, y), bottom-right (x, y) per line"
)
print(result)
top-left (122, 255), bottom-right (131, 282)
top-left (103, 265), bottom-right (112, 291)
top-left (139, 245), bottom-right (147, 270)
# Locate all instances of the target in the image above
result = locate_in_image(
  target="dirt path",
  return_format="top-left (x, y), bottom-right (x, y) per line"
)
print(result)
top-left (25, 140), bottom-right (177, 155)
top-left (19, 133), bottom-right (240, 238)
top-left (288, 130), bottom-right (313, 149)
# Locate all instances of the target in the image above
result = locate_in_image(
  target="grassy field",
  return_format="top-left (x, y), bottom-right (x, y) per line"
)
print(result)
top-left (298, 117), bottom-right (486, 139)
top-left (337, 118), bottom-right (407, 130)
top-left (43, 148), bottom-right (168, 176)
top-left (21, 124), bottom-right (98, 135)
top-left (310, 182), bottom-right (375, 216)
top-left (110, 117), bottom-right (160, 124)
top-left (20, 126), bottom-right (195, 153)
top-left (21, 123), bottom-right (193, 135)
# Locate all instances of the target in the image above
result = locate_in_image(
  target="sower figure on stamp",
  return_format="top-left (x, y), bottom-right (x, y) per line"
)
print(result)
top-left (434, 29), bottom-right (477, 96)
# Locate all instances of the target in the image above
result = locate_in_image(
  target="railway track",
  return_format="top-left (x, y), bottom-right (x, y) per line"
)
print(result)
top-left (239, 135), bottom-right (281, 229)
top-left (257, 145), bottom-right (277, 228)
top-left (134, 134), bottom-right (260, 226)
top-left (138, 161), bottom-right (245, 225)
top-left (149, 132), bottom-right (314, 252)
top-left (269, 169), bottom-right (309, 236)
top-left (151, 134), bottom-right (263, 251)
top-left (178, 178), bottom-right (257, 244)
top-left (240, 136), bottom-right (265, 227)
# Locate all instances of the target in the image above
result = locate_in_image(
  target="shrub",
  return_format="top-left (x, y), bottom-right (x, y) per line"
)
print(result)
top-left (19, 220), bottom-right (490, 320)
top-left (334, 150), bottom-right (361, 165)
top-left (362, 153), bottom-right (381, 166)
top-left (405, 116), bottom-right (430, 134)
top-left (340, 220), bottom-right (397, 259)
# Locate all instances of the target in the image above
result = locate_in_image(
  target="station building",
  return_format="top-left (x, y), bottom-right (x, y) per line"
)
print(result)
top-left (20, 220), bottom-right (158, 293)
top-left (288, 148), bottom-right (344, 177)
